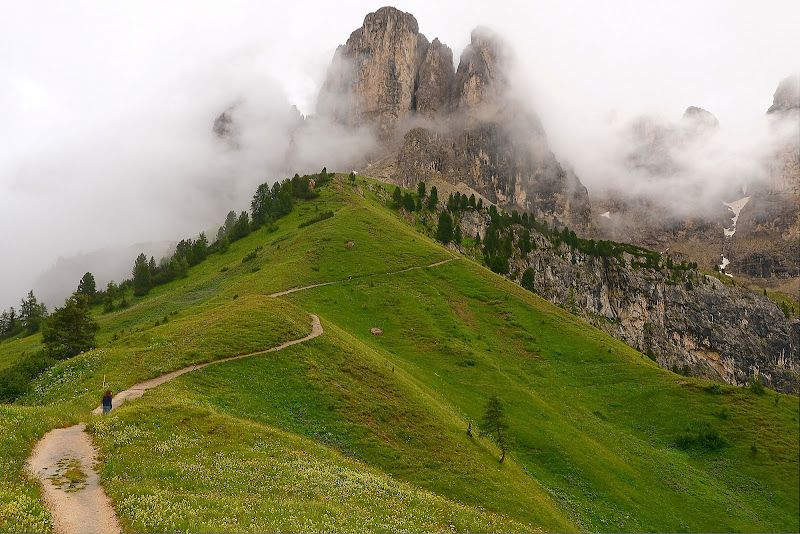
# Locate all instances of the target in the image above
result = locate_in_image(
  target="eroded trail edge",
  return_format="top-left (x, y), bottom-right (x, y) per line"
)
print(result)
top-left (27, 313), bottom-right (322, 534)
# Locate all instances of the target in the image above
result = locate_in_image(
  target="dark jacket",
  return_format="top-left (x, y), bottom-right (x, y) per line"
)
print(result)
top-left (102, 394), bottom-right (112, 408)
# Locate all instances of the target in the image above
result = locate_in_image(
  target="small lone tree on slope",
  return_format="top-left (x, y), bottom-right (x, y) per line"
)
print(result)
top-left (481, 395), bottom-right (510, 462)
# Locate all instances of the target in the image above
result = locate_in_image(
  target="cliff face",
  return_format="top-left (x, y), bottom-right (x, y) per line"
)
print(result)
top-left (317, 7), bottom-right (428, 138)
top-left (452, 28), bottom-right (507, 111)
top-left (767, 73), bottom-right (800, 115)
top-left (593, 82), bottom-right (800, 287)
top-left (444, 210), bottom-right (800, 393)
top-left (416, 38), bottom-right (454, 117)
top-left (521, 246), bottom-right (798, 393)
top-left (317, 7), bottom-right (591, 230)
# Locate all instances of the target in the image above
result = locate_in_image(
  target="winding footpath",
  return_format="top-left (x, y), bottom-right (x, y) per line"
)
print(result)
top-left (25, 257), bottom-right (456, 533)
top-left (267, 257), bottom-right (457, 297)
top-left (28, 314), bottom-right (322, 534)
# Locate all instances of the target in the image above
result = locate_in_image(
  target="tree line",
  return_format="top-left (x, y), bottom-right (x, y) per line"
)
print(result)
top-left (130, 169), bottom-right (329, 297)
top-left (399, 184), bottom-right (701, 288)
top-left (1, 169), bottom-right (333, 402)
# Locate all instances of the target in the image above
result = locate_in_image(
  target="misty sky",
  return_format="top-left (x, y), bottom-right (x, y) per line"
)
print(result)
top-left (1, 0), bottom-right (799, 310)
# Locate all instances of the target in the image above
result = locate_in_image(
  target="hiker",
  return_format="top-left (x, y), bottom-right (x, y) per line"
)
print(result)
top-left (102, 390), bottom-right (113, 414)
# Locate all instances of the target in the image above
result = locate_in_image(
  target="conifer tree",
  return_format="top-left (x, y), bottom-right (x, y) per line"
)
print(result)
top-left (480, 395), bottom-right (510, 463)
top-left (133, 253), bottom-right (152, 296)
top-left (41, 294), bottom-right (99, 359)
top-left (427, 186), bottom-right (439, 210)
top-left (436, 211), bottom-right (454, 244)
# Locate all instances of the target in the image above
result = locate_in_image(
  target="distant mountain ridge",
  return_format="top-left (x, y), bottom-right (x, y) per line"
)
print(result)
top-left (593, 75), bottom-right (799, 287)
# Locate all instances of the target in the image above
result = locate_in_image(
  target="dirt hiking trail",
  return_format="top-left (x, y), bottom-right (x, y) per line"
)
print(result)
top-left (27, 423), bottom-right (121, 534)
top-left (267, 257), bottom-right (457, 297)
top-left (25, 258), bottom-right (455, 533)
top-left (28, 313), bottom-right (322, 534)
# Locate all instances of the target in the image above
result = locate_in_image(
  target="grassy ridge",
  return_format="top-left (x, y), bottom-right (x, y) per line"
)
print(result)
top-left (87, 390), bottom-right (535, 533)
top-left (0, 175), bottom-right (797, 532)
top-left (289, 259), bottom-right (799, 531)
top-left (169, 321), bottom-right (575, 530)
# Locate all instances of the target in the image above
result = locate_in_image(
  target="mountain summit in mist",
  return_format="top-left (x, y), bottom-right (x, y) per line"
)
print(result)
top-left (209, 7), bottom-right (795, 294)
top-left (315, 6), bottom-right (591, 231)
top-left (593, 74), bottom-right (799, 288)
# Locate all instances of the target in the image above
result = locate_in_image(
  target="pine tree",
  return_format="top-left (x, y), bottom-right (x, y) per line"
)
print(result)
top-left (77, 272), bottom-right (97, 303)
top-left (20, 291), bottom-right (45, 334)
top-left (192, 233), bottom-right (209, 263)
top-left (392, 186), bottom-right (402, 206)
top-left (104, 281), bottom-right (117, 313)
top-left (403, 192), bottom-right (416, 212)
top-left (133, 253), bottom-right (152, 296)
top-left (427, 186), bottom-right (439, 210)
top-left (41, 294), bottom-right (99, 359)
top-left (417, 181), bottom-right (426, 198)
top-left (521, 268), bottom-right (535, 291)
top-left (480, 395), bottom-right (510, 463)
top-left (436, 211), bottom-right (454, 244)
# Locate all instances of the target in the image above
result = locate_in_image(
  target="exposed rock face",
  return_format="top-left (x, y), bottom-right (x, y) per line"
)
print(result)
top-left (393, 122), bottom-right (590, 229)
top-left (318, 7), bottom-right (591, 230)
top-left (317, 7), bottom-right (429, 138)
top-left (453, 28), bottom-right (507, 111)
top-left (416, 38), bottom-right (454, 116)
top-left (680, 105), bottom-right (720, 137)
top-left (767, 73), bottom-right (800, 114)
top-left (516, 243), bottom-right (800, 394)
top-left (212, 107), bottom-right (239, 148)
top-left (444, 212), bottom-right (800, 393)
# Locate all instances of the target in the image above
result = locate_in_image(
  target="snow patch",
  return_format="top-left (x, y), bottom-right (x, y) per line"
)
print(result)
top-left (720, 255), bottom-right (729, 271)
top-left (721, 195), bottom-right (750, 240)
top-left (600, 211), bottom-right (611, 219)
top-left (722, 196), bottom-right (750, 228)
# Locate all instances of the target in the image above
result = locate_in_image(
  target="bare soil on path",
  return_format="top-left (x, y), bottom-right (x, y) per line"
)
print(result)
top-left (28, 313), bottom-right (322, 534)
top-left (27, 423), bottom-right (121, 534)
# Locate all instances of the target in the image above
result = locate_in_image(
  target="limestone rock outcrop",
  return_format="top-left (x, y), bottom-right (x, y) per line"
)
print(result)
top-left (453, 28), bottom-right (508, 111)
top-left (317, 7), bottom-right (592, 230)
top-left (416, 38), bottom-right (454, 117)
top-left (512, 239), bottom-right (800, 394)
top-left (317, 7), bottom-right (429, 138)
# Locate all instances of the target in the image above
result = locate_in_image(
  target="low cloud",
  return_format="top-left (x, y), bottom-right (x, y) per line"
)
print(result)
top-left (2, 48), bottom-right (377, 310)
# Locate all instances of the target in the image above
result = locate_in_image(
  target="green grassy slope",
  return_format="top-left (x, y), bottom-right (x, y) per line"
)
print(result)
top-left (0, 176), bottom-right (797, 532)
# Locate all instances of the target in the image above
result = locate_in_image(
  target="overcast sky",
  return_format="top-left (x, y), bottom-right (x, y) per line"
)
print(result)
top-left (1, 0), bottom-right (798, 310)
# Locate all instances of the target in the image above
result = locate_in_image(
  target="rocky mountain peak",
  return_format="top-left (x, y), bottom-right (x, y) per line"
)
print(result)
top-left (681, 105), bottom-right (720, 129)
top-left (317, 6), bottom-right (429, 138)
top-left (315, 7), bottom-right (591, 230)
top-left (415, 38), bottom-right (455, 117)
top-left (453, 27), bottom-right (508, 111)
top-left (767, 73), bottom-right (800, 114)
top-left (679, 105), bottom-right (720, 141)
